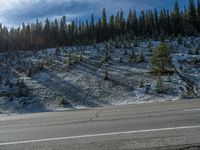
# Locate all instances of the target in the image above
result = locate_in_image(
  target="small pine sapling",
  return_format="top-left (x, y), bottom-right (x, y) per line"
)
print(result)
top-left (0, 75), bottom-right (2, 85)
top-left (188, 49), bottom-right (193, 55)
top-left (119, 57), bottom-right (123, 63)
top-left (104, 71), bottom-right (109, 80)
top-left (68, 52), bottom-right (72, 65)
top-left (80, 53), bottom-right (83, 62)
top-left (195, 48), bottom-right (199, 55)
top-left (104, 48), bottom-right (111, 63)
top-left (124, 49), bottom-right (128, 55)
top-left (27, 67), bottom-right (33, 77)
top-left (167, 74), bottom-right (172, 82)
top-left (177, 35), bottom-right (183, 45)
top-left (5, 78), bottom-right (10, 86)
top-left (139, 79), bottom-right (144, 88)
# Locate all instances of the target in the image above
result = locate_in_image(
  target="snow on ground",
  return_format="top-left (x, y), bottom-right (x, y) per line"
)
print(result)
top-left (0, 37), bottom-right (200, 114)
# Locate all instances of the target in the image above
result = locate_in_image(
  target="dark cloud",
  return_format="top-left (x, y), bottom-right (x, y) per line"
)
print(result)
top-left (0, 0), bottom-right (188, 27)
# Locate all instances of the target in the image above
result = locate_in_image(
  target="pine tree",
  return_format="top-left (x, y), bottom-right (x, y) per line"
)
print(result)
top-left (171, 1), bottom-right (181, 36)
top-left (44, 18), bottom-right (52, 47)
top-left (90, 13), bottom-right (95, 39)
top-left (109, 15), bottom-right (115, 39)
top-left (198, 0), bottom-right (200, 30)
top-left (127, 10), bottom-right (132, 33)
top-left (154, 9), bottom-right (159, 36)
top-left (60, 16), bottom-right (67, 45)
top-left (189, 0), bottom-right (198, 33)
top-left (0, 0), bottom-right (200, 52)
top-left (53, 19), bottom-right (59, 45)
top-left (133, 10), bottom-right (139, 36)
top-left (101, 8), bottom-right (107, 41)
top-left (119, 10), bottom-right (126, 35)
top-left (150, 42), bottom-right (172, 74)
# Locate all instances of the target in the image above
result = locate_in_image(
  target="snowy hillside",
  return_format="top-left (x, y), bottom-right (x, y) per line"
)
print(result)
top-left (0, 37), bottom-right (200, 114)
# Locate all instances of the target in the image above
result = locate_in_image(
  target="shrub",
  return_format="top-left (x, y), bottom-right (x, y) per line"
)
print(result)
top-left (192, 58), bottom-right (198, 65)
top-left (55, 47), bottom-right (61, 58)
top-left (46, 56), bottom-right (51, 65)
top-left (16, 79), bottom-right (20, 86)
top-left (159, 32), bottom-right (165, 42)
top-left (167, 74), bottom-right (172, 82)
top-left (0, 75), bottom-right (2, 84)
top-left (188, 49), bottom-right (193, 55)
top-left (80, 53), bottom-right (83, 61)
top-left (195, 48), bottom-right (199, 55)
top-left (9, 82), bottom-right (13, 89)
top-left (179, 65), bottom-right (183, 71)
top-left (131, 49), bottom-right (135, 57)
top-left (133, 39), bottom-right (139, 47)
top-left (68, 52), bottom-right (72, 65)
top-left (18, 80), bottom-right (29, 97)
top-left (177, 35), bottom-right (183, 45)
top-left (139, 79), bottom-right (144, 88)
top-left (74, 54), bottom-right (79, 63)
top-left (137, 52), bottom-right (145, 63)
top-left (37, 63), bottom-right (44, 71)
top-left (59, 97), bottom-right (66, 106)
top-left (124, 49), bottom-right (128, 55)
top-left (5, 78), bottom-right (10, 86)
top-left (27, 67), bottom-right (32, 77)
top-left (147, 41), bottom-right (152, 50)
top-left (119, 57), bottom-right (123, 63)
top-left (128, 55), bottom-right (133, 63)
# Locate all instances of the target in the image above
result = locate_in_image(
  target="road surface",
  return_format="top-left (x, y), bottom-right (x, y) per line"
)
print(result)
top-left (0, 100), bottom-right (200, 150)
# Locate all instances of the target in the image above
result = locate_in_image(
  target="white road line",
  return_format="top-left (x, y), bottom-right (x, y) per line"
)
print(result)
top-left (184, 109), bottom-right (200, 112)
top-left (0, 125), bottom-right (200, 146)
top-left (0, 124), bottom-right (30, 128)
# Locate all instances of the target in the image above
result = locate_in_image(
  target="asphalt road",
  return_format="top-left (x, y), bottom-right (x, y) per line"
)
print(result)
top-left (0, 100), bottom-right (200, 150)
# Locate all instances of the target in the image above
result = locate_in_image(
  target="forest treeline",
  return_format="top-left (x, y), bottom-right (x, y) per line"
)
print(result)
top-left (0, 0), bottom-right (200, 51)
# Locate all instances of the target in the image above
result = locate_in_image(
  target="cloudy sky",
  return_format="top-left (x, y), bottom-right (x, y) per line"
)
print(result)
top-left (0, 0), bottom-right (188, 27)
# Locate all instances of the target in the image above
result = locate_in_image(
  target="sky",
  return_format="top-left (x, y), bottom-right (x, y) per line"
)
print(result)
top-left (0, 0), bottom-right (189, 28)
